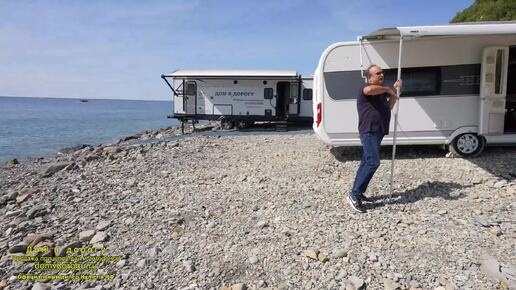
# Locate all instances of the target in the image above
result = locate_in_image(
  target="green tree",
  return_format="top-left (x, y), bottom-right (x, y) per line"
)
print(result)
top-left (451, 0), bottom-right (516, 23)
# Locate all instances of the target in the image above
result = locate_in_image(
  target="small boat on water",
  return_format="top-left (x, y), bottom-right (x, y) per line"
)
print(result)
top-left (79, 98), bottom-right (88, 102)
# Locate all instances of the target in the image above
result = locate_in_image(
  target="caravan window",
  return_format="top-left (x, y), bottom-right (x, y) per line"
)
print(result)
top-left (291, 83), bottom-right (299, 98)
top-left (495, 49), bottom-right (504, 94)
top-left (384, 67), bottom-right (440, 97)
top-left (186, 82), bottom-right (196, 95)
top-left (264, 88), bottom-right (273, 99)
top-left (303, 89), bottom-right (313, 100)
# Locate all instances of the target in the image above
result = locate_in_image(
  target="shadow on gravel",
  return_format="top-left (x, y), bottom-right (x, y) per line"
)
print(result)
top-left (465, 146), bottom-right (516, 182)
top-left (331, 145), bottom-right (447, 161)
top-left (364, 181), bottom-right (470, 210)
top-left (331, 145), bottom-right (516, 182)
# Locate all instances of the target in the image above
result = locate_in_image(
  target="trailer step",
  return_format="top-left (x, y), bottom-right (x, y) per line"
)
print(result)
top-left (275, 121), bottom-right (288, 132)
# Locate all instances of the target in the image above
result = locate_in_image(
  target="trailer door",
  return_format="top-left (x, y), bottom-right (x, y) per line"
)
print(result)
top-left (288, 82), bottom-right (299, 116)
top-left (185, 81), bottom-right (197, 115)
top-left (479, 47), bottom-right (509, 135)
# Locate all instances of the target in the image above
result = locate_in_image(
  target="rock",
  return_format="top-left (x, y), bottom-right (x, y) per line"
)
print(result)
top-left (348, 276), bottom-right (364, 289)
top-left (303, 249), bottom-right (319, 260)
top-left (230, 283), bottom-right (246, 290)
top-left (434, 287), bottom-right (446, 290)
top-left (256, 220), bottom-right (269, 228)
top-left (79, 230), bottom-right (96, 242)
top-left (490, 227), bottom-right (502, 237)
top-left (31, 282), bottom-right (51, 290)
top-left (183, 260), bottom-right (195, 272)
top-left (96, 220), bottom-right (111, 231)
top-left (137, 259), bottom-right (147, 268)
top-left (58, 144), bottom-right (90, 154)
top-left (5, 210), bottom-right (23, 217)
top-left (126, 179), bottom-right (138, 187)
top-left (493, 180), bottom-right (508, 188)
top-left (26, 205), bottom-right (48, 219)
top-left (41, 162), bottom-right (74, 177)
top-left (16, 193), bottom-right (31, 204)
top-left (480, 255), bottom-right (509, 286)
top-left (57, 241), bottom-right (82, 256)
top-left (474, 216), bottom-right (490, 227)
top-left (124, 217), bottom-right (135, 225)
top-left (116, 259), bottom-right (127, 267)
top-left (317, 252), bottom-right (329, 262)
top-left (118, 135), bottom-right (138, 143)
top-left (409, 280), bottom-right (420, 288)
top-left (0, 280), bottom-right (7, 289)
top-left (89, 231), bottom-right (108, 244)
top-left (23, 232), bottom-right (53, 246)
top-left (5, 191), bottom-right (19, 201)
top-left (148, 247), bottom-right (159, 259)
top-left (8, 242), bottom-right (29, 253)
top-left (383, 278), bottom-right (399, 290)
top-left (4, 159), bottom-right (19, 167)
top-left (248, 256), bottom-right (259, 264)
top-left (332, 249), bottom-right (348, 259)
top-left (103, 146), bottom-right (121, 154)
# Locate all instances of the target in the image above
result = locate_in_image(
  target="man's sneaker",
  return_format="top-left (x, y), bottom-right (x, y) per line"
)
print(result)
top-left (347, 194), bottom-right (366, 213)
top-left (356, 194), bottom-right (372, 203)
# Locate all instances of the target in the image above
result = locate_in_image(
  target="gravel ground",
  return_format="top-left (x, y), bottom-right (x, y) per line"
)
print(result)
top-left (1, 127), bottom-right (515, 290)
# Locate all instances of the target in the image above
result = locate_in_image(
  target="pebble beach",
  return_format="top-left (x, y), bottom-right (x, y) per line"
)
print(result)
top-left (1, 125), bottom-right (515, 290)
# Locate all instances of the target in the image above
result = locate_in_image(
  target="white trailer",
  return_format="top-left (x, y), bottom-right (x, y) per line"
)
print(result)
top-left (161, 69), bottom-right (313, 129)
top-left (313, 22), bottom-right (516, 157)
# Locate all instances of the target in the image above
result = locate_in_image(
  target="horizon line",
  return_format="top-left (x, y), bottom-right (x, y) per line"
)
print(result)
top-left (0, 95), bottom-right (172, 102)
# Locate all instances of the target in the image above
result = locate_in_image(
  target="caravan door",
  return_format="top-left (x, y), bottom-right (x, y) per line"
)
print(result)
top-left (479, 47), bottom-right (509, 135)
top-left (185, 81), bottom-right (197, 115)
top-left (288, 82), bottom-right (300, 116)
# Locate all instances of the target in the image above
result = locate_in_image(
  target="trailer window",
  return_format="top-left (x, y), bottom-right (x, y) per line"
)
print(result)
top-left (186, 82), bottom-right (196, 95)
top-left (291, 83), bottom-right (299, 98)
top-left (495, 49), bottom-right (504, 94)
top-left (264, 88), bottom-right (273, 99)
top-left (384, 67), bottom-right (440, 97)
top-left (303, 89), bottom-right (313, 100)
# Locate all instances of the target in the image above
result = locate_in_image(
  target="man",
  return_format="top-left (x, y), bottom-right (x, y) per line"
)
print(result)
top-left (347, 65), bottom-right (402, 213)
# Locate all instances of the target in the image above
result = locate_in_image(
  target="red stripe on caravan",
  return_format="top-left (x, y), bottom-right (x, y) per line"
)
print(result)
top-left (316, 103), bottom-right (322, 127)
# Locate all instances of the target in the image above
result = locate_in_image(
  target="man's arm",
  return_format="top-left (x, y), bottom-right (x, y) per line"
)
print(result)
top-left (362, 85), bottom-right (394, 96)
top-left (388, 94), bottom-right (398, 110)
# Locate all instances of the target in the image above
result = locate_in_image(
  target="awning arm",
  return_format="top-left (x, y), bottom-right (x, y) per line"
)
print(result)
top-left (161, 74), bottom-right (179, 97)
top-left (358, 36), bottom-right (367, 83)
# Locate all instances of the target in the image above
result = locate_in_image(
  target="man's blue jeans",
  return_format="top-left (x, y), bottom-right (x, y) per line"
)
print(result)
top-left (351, 131), bottom-right (385, 198)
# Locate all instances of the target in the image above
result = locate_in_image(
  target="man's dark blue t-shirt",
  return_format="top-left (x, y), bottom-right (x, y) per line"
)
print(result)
top-left (357, 85), bottom-right (391, 135)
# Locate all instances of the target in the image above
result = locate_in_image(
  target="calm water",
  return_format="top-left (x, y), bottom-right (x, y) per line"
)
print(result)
top-left (0, 97), bottom-right (177, 163)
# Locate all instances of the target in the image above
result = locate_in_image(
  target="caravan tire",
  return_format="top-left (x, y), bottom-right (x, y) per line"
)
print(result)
top-left (221, 120), bottom-right (235, 130)
top-left (236, 121), bottom-right (251, 129)
top-left (449, 133), bottom-right (485, 158)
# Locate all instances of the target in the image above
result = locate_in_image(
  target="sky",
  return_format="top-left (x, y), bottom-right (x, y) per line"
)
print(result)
top-left (0, 0), bottom-right (474, 101)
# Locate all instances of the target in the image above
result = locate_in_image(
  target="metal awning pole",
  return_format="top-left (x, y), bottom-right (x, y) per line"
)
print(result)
top-left (358, 37), bottom-right (367, 83)
top-left (389, 36), bottom-right (403, 197)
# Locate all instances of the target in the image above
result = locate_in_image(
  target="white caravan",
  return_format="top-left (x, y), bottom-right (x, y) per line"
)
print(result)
top-left (161, 70), bottom-right (313, 129)
top-left (313, 22), bottom-right (516, 157)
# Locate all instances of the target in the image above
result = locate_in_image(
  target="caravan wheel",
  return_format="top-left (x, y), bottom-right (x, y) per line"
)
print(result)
top-left (236, 121), bottom-right (250, 129)
top-left (221, 119), bottom-right (235, 130)
top-left (449, 133), bottom-right (485, 158)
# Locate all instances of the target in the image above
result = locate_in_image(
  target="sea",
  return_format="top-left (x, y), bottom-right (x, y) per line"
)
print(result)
top-left (0, 96), bottom-right (178, 163)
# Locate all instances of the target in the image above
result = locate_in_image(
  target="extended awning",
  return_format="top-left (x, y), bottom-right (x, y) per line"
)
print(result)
top-left (362, 21), bottom-right (516, 40)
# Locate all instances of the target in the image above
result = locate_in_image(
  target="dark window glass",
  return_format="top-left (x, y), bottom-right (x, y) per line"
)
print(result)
top-left (384, 67), bottom-right (440, 97)
top-left (495, 49), bottom-right (504, 94)
top-left (303, 88), bottom-right (313, 100)
top-left (186, 82), bottom-right (196, 95)
top-left (264, 88), bottom-right (273, 99)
